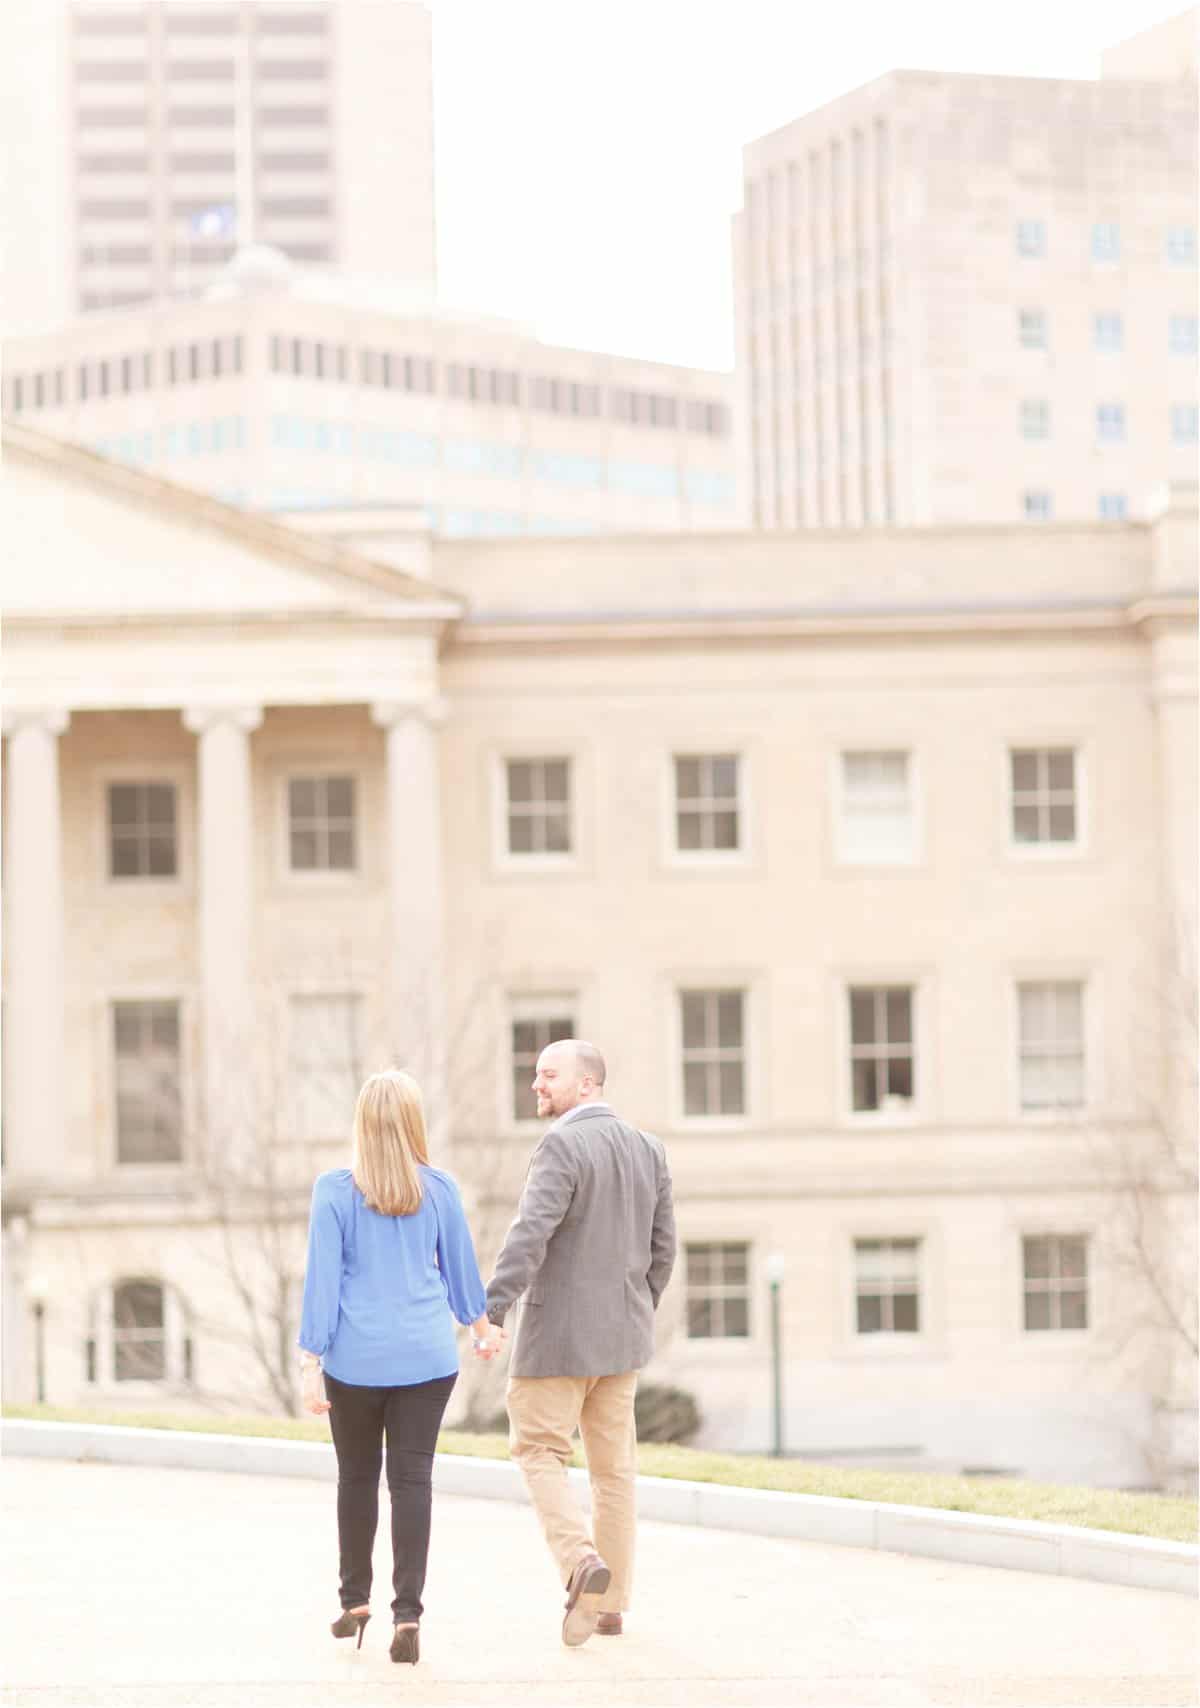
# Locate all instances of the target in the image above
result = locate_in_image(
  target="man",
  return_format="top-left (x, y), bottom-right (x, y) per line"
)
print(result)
top-left (484, 1039), bottom-right (676, 1647)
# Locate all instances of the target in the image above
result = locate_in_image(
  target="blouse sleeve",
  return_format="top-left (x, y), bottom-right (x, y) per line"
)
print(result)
top-left (298, 1175), bottom-right (343, 1358)
top-left (432, 1174), bottom-right (488, 1326)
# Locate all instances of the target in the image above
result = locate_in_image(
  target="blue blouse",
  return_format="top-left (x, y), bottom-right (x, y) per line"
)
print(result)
top-left (298, 1165), bottom-right (487, 1387)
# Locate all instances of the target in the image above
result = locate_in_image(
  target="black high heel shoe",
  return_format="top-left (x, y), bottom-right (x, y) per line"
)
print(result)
top-left (331, 1608), bottom-right (371, 1649)
top-left (390, 1623), bottom-right (420, 1665)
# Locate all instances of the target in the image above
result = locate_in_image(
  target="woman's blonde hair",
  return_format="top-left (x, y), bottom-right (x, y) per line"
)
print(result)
top-left (351, 1070), bottom-right (430, 1216)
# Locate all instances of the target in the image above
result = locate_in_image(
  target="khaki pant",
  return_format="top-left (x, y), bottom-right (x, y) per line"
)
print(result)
top-left (507, 1372), bottom-right (638, 1613)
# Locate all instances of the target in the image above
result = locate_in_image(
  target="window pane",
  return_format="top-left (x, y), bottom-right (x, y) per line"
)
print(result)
top-left (1012, 804), bottom-right (1041, 842)
top-left (721, 1244), bottom-right (748, 1284)
top-left (711, 755), bottom-right (738, 797)
top-left (111, 837), bottom-right (142, 877)
top-left (683, 1061), bottom-right (709, 1116)
top-left (1047, 803), bottom-right (1076, 842)
top-left (147, 835), bottom-right (177, 877)
top-left (712, 811), bottom-right (739, 850)
top-left (115, 1336), bottom-right (166, 1382)
top-left (289, 777), bottom-right (316, 818)
top-left (716, 991), bottom-right (743, 1047)
top-left (109, 784), bottom-right (140, 826)
top-left (675, 757), bottom-right (701, 800)
top-left (852, 1059), bottom-right (879, 1112)
top-left (891, 1290), bottom-right (919, 1333)
top-left (512, 1020), bottom-right (537, 1055)
top-left (1011, 751), bottom-right (1038, 792)
top-left (681, 992), bottom-right (707, 1049)
top-left (507, 813), bottom-right (534, 854)
top-left (676, 810), bottom-right (703, 850)
top-left (885, 1055), bottom-right (913, 1101)
top-left (146, 785), bottom-right (176, 826)
top-left (326, 828), bottom-right (355, 869)
top-left (1024, 1236), bottom-right (1051, 1279)
top-left (1058, 1237), bottom-right (1087, 1280)
top-left (1025, 1289), bottom-right (1052, 1331)
top-left (718, 1060), bottom-right (745, 1115)
top-left (290, 828), bottom-right (318, 869)
top-left (857, 1293), bottom-right (883, 1333)
top-left (686, 1244), bottom-right (714, 1284)
top-left (850, 989), bottom-right (876, 1044)
top-left (687, 1298), bottom-right (713, 1338)
top-left (113, 1004), bottom-right (142, 1055)
top-left (1053, 1053), bottom-right (1085, 1108)
top-left (149, 1004), bottom-right (178, 1049)
top-left (1021, 1053), bottom-right (1057, 1109)
top-left (512, 1065), bottom-right (534, 1122)
top-left (117, 1280), bottom-right (164, 1329)
top-left (543, 760), bottom-right (569, 803)
top-left (1059, 1287), bottom-right (1088, 1330)
top-left (542, 811), bottom-right (571, 853)
top-left (884, 989), bottom-right (912, 1044)
top-left (324, 776), bottom-right (353, 818)
top-left (723, 1296), bottom-right (750, 1337)
top-left (507, 761), bottom-right (533, 804)
top-left (1046, 750), bottom-right (1074, 790)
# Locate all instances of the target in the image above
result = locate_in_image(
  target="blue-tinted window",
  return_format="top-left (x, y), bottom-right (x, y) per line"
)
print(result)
top-left (1090, 223), bottom-right (1119, 263)
top-left (1166, 226), bottom-right (1197, 266)
top-left (1016, 220), bottom-right (1046, 258)
top-left (1023, 490), bottom-right (1053, 521)
top-left (1093, 313), bottom-right (1123, 353)
top-left (444, 438), bottom-right (523, 478)
top-left (1168, 315), bottom-right (1198, 355)
top-left (608, 460), bottom-right (679, 499)
top-left (528, 449), bottom-right (604, 488)
top-left (1098, 493), bottom-right (1127, 520)
top-left (684, 469), bottom-right (735, 507)
top-left (1171, 404), bottom-right (1199, 444)
top-left (1096, 404), bottom-right (1126, 443)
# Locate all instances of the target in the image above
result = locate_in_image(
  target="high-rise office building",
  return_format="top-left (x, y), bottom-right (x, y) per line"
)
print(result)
top-left (3, 0), bottom-right (435, 334)
top-left (734, 12), bottom-right (1199, 529)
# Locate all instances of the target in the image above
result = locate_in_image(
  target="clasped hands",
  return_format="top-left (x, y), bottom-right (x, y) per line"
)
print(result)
top-left (471, 1318), bottom-right (506, 1361)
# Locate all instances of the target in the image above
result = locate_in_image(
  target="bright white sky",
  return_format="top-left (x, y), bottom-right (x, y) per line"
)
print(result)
top-left (428, 0), bottom-right (1176, 369)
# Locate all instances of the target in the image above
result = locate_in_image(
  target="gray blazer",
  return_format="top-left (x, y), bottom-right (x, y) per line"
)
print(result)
top-left (485, 1101), bottom-right (676, 1378)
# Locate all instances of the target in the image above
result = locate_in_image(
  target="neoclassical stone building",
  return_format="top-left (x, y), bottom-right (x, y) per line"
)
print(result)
top-left (3, 422), bottom-right (1196, 1488)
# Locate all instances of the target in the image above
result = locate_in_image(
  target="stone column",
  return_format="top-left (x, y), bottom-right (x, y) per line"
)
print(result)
top-left (183, 706), bottom-right (262, 1165)
top-left (2, 708), bottom-right (70, 1189)
top-left (371, 698), bottom-right (449, 1151)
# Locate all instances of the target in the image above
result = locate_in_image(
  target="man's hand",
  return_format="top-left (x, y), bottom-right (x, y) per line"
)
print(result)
top-left (471, 1322), bottom-right (503, 1361)
top-left (301, 1361), bottom-right (331, 1415)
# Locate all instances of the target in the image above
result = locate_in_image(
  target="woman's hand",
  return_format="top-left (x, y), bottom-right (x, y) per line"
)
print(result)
top-left (301, 1360), bottom-right (331, 1415)
top-left (470, 1317), bottom-right (503, 1361)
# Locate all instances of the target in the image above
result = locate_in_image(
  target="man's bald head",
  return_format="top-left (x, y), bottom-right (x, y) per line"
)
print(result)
top-left (533, 1038), bottom-right (608, 1119)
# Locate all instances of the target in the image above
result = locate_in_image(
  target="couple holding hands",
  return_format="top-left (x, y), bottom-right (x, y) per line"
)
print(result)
top-left (297, 1039), bottom-right (676, 1664)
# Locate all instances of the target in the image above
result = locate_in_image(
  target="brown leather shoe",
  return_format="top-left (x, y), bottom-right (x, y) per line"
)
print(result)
top-left (562, 1552), bottom-right (611, 1647)
top-left (596, 1613), bottom-right (623, 1636)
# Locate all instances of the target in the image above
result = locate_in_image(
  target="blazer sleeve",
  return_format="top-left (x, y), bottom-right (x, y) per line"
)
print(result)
top-left (646, 1143), bottom-right (677, 1309)
top-left (485, 1128), bottom-right (578, 1326)
top-left (298, 1175), bottom-right (343, 1358)
top-left (431, 1174), bottom-right (488, 1326)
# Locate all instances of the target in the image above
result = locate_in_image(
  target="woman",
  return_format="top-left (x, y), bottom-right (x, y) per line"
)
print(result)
top-left (298, 1069), bottom-right (497, 1665)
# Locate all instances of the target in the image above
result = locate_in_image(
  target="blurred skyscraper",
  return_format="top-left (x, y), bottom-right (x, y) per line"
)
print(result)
top-left (3, 0), bottom-right (436, 334)
top-left (734, 10), bottom-right (1199, 529)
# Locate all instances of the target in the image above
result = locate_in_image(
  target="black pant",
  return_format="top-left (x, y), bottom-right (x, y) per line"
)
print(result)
top-left (324, 1371), bottom-right (457, 1623)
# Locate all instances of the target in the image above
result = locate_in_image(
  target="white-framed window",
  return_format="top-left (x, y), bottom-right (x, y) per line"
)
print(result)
top-left (1096, 403), bottom-right (1126, 443)
top-left (854, 1238), bottom-right (920, 1334)
top-left (673, 753), bottom-right (741, 854)
top-left (113, 1000), bottom-right (182, 1165)
top-left (1009, 747), bottom-right (1079, 848)
top-left (1016, 219), bottom-right (1046, 258)
top-left (1093, 313), bottom-right (1123, 353)
top-left (287, 994), bottom-right (363, 1141)
top-left (1098, 492), bottom-right (1127, 521)
top-left (1168, 315), bottom-right (1198, 356)
top-left (1023, 1234), bottom-right (1088, 1331)
top-left (1171, 404), bottom-right (1199, 445)
top-left (509, 999), bottom-right (576, 1123)
top-left (106, 781), bottom-right (178, 879)
top-left (685, 1241), bottom-right (750, 1338)
top-left (679, 988), bottom-right (746, 1118)
top-left (1166, 225), bottom-right (1197, 267)
top-left (1023, 490), bottom-right (1053, 522)
top-left (836, 750), bottom-right (915, 864)
top-left (1017, 981), bottom-right (1085, 1112)
top-left (1090, 222), bottom-right (1120, 264)
top-left (848, 986), bottom-right (914, 1116)
top-left (287, 774), bottom-right (356, 872)
top-left (1019, 398), bottom-right (1050, 440)
top-left (1017, 308), bottom-right (1047, 350)
top-left (503, 757), bottom-right (572, 856)
top-left (87, 1277), bottom-right (192, 1387)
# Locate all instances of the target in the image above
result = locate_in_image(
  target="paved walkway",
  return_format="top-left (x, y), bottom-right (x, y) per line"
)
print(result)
top-left (2, 1457), bottom-right (1194, 1707)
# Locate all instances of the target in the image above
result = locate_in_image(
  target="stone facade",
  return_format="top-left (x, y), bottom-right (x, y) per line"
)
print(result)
top-left (3, 423), bottom-right (1196, 1488)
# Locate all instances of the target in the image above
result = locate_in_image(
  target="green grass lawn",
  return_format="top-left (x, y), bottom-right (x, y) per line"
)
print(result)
top-left (6, 1403), bottom-right (1196, 1544)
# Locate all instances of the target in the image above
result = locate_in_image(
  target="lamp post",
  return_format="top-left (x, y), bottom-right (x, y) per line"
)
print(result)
top-left (765, 1251), bottom-right (786, 1458)
top-left (26, 1273), bottom-right (49, 1406)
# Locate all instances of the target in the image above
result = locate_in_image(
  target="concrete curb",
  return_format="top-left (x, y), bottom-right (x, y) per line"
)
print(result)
top-left (5, 1418), bottom-right (1196, 1597)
